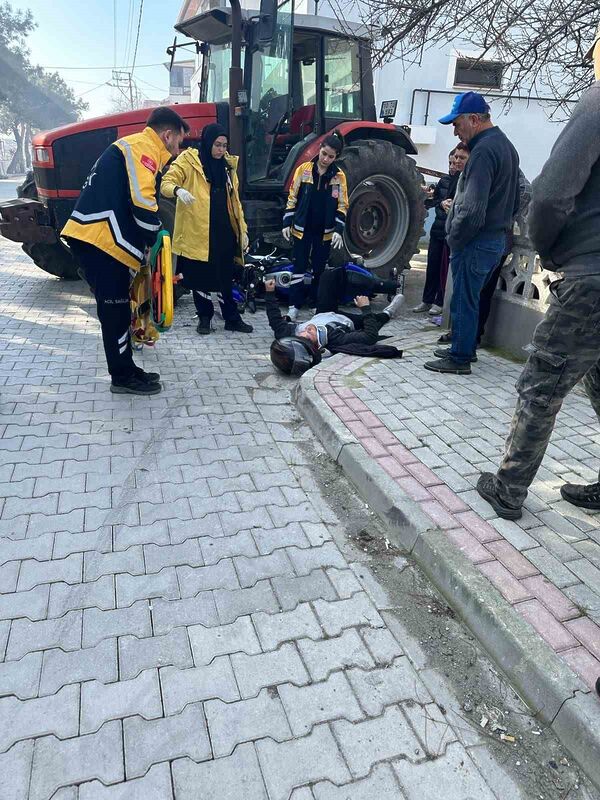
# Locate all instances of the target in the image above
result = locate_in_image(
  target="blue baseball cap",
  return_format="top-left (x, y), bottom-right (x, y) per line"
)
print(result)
top-left (439, 91), bottom-right (490, 124)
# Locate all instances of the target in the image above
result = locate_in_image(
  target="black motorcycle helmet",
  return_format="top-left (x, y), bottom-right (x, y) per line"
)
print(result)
top-left (270, 336), bottom-right (322, 376)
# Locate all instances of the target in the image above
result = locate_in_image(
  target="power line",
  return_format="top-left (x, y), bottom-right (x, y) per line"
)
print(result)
top-left (123, 0), bottom-right (135, 67)
top-left (131, 0), bottom-right (145, 76)
top-left (75, 81), bottom-right (111, 97)
top-left (39, 62), bottom-right (165, 71)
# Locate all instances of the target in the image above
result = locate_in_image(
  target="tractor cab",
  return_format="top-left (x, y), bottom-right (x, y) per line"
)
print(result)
top-left (176, 0), bottom-right (375, 188)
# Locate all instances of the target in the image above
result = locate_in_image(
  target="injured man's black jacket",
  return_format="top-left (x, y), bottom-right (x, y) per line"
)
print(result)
top-left (265, 291), bottom-right (403, 359)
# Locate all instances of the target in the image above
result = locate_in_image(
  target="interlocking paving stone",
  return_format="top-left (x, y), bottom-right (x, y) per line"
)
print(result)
top-left (393, 741), bottom-right (497, 799)
top-left (172, 743), bottom-right (268, 800)
top-left (234, 549), bottom-right (295, 587)
top-left (231, 642), bottom-right (309, 698)
top-left (313, 764), bottom-right (404, 800)
top-left (152, 593), bottom-right (219, 634)
top-left (0, 585), bottom-right (49, 622)
top-left (313, 593), bottom-right (385, 636)
top-left (205, 687), bottom-right (292, 756)
top-left (0, 651), bottom-right (42, 699)
top-left (143, 539), bottom-right (204, 572)
top-left (116, 567), bottom-right (180, 606)
top-left (297, 629), bottom-right (376, 681)
top-left (178, 559), bottom-right (240, 596)
top-left (347, 657), bottom-right (431, 714)
top-left (79, 762), bottom-right (174, 799)
top-left (40, 638), bottom-right (118, 696)
top-left (48, 575), bottom-right (115, 617)
top-left (29, 721), bottom-right (124, 800)
top-left (252, 603), bottom-right (322, 650)
top-left (279, 671), bottom-right (364, 734)
top-left (80, 668), bottom-right (162, 733)
top-left (188, 616), bottom-right (261, 665)
top-left (0, 532), bottom-right (54, 565)
top-left (256, 724), bottom-right (352, 800)
top-left (214, 580), bottom-right (279, 624)
top-left (0, 740), bottom-right (33, 800)
top-left (161, 657), bottom-right (239, 714)
top-left (119, 627), bottom-right (193, 679)
top-left (83, 602), bottom-right (151, 647)
top-left (272, 569), bottom-right (337, 610)
top-left (333, 705), bottom-right (422, 778)
top-left (7, 610), bottom-right (82, 660)
top-left (124, 704), bottom-right (211, 779)
top-left (0, 684), bottom-right (79, 752)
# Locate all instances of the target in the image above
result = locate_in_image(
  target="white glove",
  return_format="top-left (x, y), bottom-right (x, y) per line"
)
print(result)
top-left (331, 232), bottom-right (344, 250)
top-left (176, 188), bottom-right (195, 205)
top-left (282, 227), bottom-right (291, 242)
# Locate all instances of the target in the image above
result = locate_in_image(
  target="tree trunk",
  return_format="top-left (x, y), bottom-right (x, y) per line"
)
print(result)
top-left (7, 124), bottom-right (26, 175)
top-left (24, 124), bottom-right (32, 169)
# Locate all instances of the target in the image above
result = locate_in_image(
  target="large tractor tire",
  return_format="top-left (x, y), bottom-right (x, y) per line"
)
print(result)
top-left (18, 172), bottom-right (80, 280)
top-left (334, 139), bottom-right (425, 274)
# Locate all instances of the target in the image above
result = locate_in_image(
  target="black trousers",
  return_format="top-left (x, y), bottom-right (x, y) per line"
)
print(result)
top-left (291, 232), bottom-right (331, 308)
top-left (193, 288), bottom-right (240, 322)
top-left (69, 240), bottom-right (135, 380)
top-left (422, 235), bottom-right (445, 306)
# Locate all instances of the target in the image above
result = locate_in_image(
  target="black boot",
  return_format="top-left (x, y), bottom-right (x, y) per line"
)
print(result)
top-left (134, 365), bottom-right (160, 384)
top-left (197, 317), bottom-right (211, 335)
top-left (560, 481), bottom-right (600, 510)
top-left (476, 472), bottom-right (522, 520)
top-left (110, 374), bottom-right (161, 395)
top-left (225, 319), bottom-right (253, 333)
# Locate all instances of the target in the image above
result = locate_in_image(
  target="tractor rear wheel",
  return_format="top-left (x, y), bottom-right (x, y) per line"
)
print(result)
top-left (334, 139), bottom-right (425, 274)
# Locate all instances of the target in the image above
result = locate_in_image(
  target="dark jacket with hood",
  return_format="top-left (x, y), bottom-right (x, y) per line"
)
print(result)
top-left (426, 173), bottom-right (459, 239)
top-left (265, 293), bottom-right (402, 358)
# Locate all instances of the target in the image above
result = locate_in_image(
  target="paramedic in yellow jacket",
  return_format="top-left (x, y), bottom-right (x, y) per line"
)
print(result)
top-left (62, 106), bottom-right (189, 395)
top-left (161, 123), bottom-right (253, 336)
top-left (282, 131), bottom-right (348, 321)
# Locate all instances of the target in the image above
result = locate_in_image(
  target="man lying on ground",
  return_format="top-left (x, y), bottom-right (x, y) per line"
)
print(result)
top-left (266, 266), bottom-right (404, 376)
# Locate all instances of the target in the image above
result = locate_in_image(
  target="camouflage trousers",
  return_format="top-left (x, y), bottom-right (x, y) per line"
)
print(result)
top-left (496, 274), bottom-right (600, 508)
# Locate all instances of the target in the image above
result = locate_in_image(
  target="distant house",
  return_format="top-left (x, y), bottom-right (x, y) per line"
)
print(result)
top-left (165, 59), bottom-right (195, 103)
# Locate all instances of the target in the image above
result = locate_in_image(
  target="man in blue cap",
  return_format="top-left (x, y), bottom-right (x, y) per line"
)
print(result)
top-left (424, 91), bottom-right (520, 375)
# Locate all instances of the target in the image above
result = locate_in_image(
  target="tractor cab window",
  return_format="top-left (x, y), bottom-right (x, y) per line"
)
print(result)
top-left (324, 38), bottom-right (361, 119)
top-left (206, 43), bottom-right (234, 103)
top-left (246, 0), bottom-right (293, 183)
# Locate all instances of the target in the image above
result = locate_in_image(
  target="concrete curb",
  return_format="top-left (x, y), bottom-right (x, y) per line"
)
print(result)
top-left (295, 364), bottom-right (600, 791)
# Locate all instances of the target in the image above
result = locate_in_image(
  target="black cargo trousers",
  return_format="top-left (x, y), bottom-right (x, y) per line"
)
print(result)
top-left (496, 272), bottom-right (600, 508)
top-left (69, 239), bottom-right (136, 381)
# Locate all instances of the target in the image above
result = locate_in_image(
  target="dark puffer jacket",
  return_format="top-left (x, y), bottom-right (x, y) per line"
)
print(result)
top-left (425, 173), bottom-right (459, 240)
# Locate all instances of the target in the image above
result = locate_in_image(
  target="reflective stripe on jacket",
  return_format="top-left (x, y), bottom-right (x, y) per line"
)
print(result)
top-left (61, 127), bottom-right (172, 270)
top-left (283, 159), bottom-right (348, 242)
top-left (160, 148), bottom-right (247, 265)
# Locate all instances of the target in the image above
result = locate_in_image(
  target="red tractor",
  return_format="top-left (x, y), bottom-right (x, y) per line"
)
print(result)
top-left (0, 0), bottom-right (425, 280)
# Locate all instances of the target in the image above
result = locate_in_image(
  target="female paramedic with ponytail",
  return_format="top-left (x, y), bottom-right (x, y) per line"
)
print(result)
top-left (282, 131), bottom-right (348, 321)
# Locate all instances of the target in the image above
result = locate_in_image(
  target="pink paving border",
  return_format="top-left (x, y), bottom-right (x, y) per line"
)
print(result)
top-left (314, 361), bottom-right (600, 692)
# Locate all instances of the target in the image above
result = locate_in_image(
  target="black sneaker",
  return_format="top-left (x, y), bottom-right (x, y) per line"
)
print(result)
top-left (110, 375), bottom-right (161, 395)
top-left (437, 332), bottom-right (452, 344)
top-left (423, 357), bottom-right (471, 375)
top-left (197, 317), bottom-right (211, 335)
top-left (476, 472), bottom-right (522, 520)
top-left (134, 366), bottom-right (160, 384)
top-left (225, 319), bottom-right (253, 333)
top-left (560, 481), bottom-right (600, 510)
top-left (433, 346), bottom-right (477, 363)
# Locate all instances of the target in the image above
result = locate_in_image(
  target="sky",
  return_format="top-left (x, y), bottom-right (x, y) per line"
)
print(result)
top-left (10, 0), bottom-right (196, 119)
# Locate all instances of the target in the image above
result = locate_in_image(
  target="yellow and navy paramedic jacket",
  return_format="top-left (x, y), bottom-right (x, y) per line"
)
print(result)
top-left (61, 127), bottom-right (173, 270)
top-left (283, 158), bottom-right (348, 243)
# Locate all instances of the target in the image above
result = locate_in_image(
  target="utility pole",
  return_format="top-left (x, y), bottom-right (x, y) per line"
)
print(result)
top-left (110, 70), bottom-right (137, 110)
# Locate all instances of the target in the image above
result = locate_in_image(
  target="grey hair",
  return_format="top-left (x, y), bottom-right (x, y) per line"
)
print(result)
top-left (475, 112), bottom-right (491, 122)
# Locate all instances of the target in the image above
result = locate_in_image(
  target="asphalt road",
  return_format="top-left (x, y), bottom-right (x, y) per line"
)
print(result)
top-left (0, 178), bottom-right (21, 203)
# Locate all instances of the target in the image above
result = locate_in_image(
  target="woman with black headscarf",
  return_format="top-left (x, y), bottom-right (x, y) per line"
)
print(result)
top-left (161, 123), bottom-right (252, 334)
